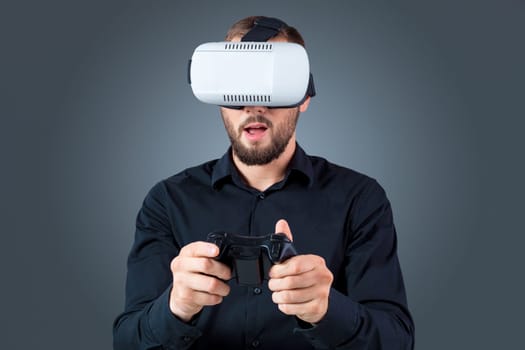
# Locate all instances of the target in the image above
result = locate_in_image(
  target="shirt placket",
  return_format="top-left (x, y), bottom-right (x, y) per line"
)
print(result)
top-left (244, 190), bottom-right (268, 349)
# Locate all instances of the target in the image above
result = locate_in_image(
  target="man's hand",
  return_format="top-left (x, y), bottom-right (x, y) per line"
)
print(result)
top-left (169, 242), bottom-right (232, 322)
top-left (269, 219), bottom-right (334, 324)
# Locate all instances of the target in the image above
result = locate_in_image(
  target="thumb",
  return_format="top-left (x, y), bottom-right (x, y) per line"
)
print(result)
top-left (275, 219), bottom-right (293, 242)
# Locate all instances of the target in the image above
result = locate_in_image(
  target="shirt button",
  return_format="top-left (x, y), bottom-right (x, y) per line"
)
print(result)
top-left (253, 287), bottom-right (262, 295)
top-left (251, 339), bottom-right (260, 348)
top-left (258, 193), bottom-right (265, 199)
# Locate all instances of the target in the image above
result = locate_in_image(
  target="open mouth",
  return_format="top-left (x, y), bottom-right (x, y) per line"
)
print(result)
top-left (245, 126), bottom-right (268, 135)
top-left (244, 123), bottom-right (268, 134)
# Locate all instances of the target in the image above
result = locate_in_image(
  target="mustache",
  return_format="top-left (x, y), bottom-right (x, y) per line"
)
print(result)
top-left (238, 115), bottom-right (273, 133)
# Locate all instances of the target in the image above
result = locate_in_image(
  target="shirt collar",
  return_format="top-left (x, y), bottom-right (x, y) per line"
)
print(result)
top-left (211, 143), bottom-right (314, 190)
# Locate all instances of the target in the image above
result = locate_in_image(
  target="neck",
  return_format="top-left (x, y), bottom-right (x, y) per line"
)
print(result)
top-left (232, 139), bottom-right (296, 192)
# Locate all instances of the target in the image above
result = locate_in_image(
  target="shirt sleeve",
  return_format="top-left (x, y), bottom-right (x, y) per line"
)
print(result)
top-left (113, 182), bottom-right (202, 350)
top-left (294, 179), bottom-right (415, 349)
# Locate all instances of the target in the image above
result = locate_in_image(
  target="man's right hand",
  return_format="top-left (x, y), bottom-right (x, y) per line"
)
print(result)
top-left (169, 242), bottom-right (232, 322)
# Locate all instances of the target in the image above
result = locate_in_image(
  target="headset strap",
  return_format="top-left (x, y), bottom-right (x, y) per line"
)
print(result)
top-left (241, 17), bottom-right (287, 42)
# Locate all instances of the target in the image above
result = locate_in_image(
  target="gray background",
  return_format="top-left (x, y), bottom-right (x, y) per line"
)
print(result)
top-left (2, 0), bottom-right (524, 349)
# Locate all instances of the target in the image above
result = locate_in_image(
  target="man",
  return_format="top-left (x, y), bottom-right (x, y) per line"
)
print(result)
top-left (113, 16), bottom-right (414, 349)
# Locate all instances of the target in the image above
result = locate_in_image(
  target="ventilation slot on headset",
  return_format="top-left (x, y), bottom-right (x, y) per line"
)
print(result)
top-left (224, 43), bottom-right (273, 51)
top-left (223, 94), bottom-right (272, 103)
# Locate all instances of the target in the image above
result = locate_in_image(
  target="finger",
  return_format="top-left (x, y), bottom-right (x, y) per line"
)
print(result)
top-left (269, 255), bottom-right (318, 278)
top-left (173, 287), bottom-right (226, 307)
top-left (174, 272), bottom-right (231, 297)
top-left (268, 274), bottom-right (316, 292)
top-left (188, 290), bottom-right (225, 306)
top-left (271, 288), bottom-right (318, 305)
top-left (275, 219), bottom-right (293, 242)
top-left (173, 256), bottom-right (232, 281)
top-left (179, 241), bottom-right (219, 258)
top-left (205, 260), bottom-right (233, 281)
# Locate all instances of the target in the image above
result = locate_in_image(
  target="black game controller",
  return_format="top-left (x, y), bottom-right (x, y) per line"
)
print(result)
top-left (206, 231), bottom-right (297, 286)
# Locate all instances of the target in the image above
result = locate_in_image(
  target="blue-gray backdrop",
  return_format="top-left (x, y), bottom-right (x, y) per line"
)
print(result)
top-left (2, 0), bottom-right (524, 349)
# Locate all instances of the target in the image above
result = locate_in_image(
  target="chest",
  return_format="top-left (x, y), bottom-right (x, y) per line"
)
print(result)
top-left (167, 184), bottom-right (351, 273)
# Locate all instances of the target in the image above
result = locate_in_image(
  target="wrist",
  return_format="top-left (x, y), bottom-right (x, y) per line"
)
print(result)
top-left (169, 300), bottom-right (200, 323)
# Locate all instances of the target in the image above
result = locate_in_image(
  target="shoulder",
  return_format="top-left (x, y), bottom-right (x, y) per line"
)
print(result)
top-left (306, 153), bottom-right (390, 209)
top-left (146, 159), bottom-right (220, 199)
top-left (307, 155), bottom-right (394, 228)
top-left (166, 159), bottom-right (218, 185)
top-left (308, 154), bottom-right (379, 190)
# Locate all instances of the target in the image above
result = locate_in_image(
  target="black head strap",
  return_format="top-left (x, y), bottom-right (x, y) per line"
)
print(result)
top-left (241, 17), bottom-right (287, 42)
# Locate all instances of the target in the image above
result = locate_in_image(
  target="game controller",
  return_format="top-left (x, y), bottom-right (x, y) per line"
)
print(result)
top-left (206, 231), bottom-right (297, 286)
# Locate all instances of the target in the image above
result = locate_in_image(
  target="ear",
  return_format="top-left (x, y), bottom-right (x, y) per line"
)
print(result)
top-left (299, 96), bottom-right (311, 113)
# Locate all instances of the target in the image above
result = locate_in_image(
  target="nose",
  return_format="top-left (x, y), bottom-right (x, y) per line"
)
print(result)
top-left (243, 105), bottom-right (268, 114)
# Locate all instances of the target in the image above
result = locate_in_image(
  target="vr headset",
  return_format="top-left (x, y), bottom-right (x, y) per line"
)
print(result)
top-left (188, 17), bottom-right (316, 109)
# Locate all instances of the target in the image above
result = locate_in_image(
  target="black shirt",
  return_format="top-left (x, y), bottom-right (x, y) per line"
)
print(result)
top-left (113, 145), bottom-right (414, 349)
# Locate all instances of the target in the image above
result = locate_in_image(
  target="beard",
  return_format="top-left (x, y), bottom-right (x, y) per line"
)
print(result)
top-left (221, 109), bottom-right (300, 166)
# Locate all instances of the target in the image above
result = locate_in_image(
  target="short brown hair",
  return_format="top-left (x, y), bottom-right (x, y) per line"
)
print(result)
top-left (225, 16), bottom-right (306, 47)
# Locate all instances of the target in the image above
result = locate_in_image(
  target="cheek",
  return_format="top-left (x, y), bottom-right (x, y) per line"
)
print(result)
top-left (221, 115), bottom-right (245, 139)
top-left (221, 108), bottom-right (244, 121)
top-left (220, 110), bottom-right (239, 128)
top-left (223, 118), bottom-right (236, 135)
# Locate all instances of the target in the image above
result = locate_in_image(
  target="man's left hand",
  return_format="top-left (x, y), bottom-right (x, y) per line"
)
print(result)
top-left (268, 219), bottom-right (334, 324)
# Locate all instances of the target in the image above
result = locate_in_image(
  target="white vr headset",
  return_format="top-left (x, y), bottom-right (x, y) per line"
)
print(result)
top-left (187, 17), bottom-right (316, 109)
